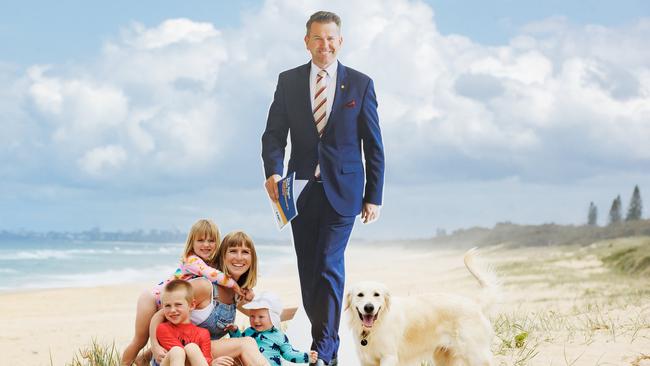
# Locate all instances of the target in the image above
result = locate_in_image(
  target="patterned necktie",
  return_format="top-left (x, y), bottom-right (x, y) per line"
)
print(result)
top-left (314, 69), bottom-right (328, 178)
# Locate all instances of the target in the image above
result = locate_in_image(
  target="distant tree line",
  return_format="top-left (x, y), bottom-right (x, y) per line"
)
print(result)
top-left (588, 185), bottom-right (643, 226)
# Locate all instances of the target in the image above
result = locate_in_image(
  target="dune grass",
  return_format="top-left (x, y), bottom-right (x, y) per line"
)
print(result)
top-left (492, 296), bottom-right (650, 365)
top-left (57, 339), bottom-right (121, 366)
top-left (492, 237), bottom-right (650, 365)
top-left (601, 237), bottom-right (650, 275)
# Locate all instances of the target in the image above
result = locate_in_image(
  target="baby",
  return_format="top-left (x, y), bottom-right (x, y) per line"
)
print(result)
top-left (227, 291), bottom-right (317, 365)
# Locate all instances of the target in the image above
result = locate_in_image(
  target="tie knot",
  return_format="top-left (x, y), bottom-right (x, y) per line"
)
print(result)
top-left (318, 70), bottom-right (328, 78)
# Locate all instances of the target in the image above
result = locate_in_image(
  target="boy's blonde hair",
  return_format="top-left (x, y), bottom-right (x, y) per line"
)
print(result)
top-left (163, 279), bottom-right (194, 304)
top-left (182, 219), bottom-right (221, 265)
top-left (217, 231), bottom-right (258, 289)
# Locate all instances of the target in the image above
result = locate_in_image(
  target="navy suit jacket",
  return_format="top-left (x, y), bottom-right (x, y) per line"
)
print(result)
top-left (262, 61), bottom-right (385, 216)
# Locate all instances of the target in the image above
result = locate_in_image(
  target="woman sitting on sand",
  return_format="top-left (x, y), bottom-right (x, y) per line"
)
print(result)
top-left (149, 231), bottom-right (269, 366)
top-left (122, 219), bottom-right (252, 366)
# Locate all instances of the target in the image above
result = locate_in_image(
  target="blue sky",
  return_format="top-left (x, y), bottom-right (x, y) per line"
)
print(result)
top-left (2, 0), bottom-right (648, 65)
top-left (1, 0), bottom-right (649, 239)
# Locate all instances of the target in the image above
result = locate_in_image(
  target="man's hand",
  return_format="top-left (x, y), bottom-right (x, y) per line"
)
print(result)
top-left (308, 351), bottom-right (318, 364)
top-left (361, 203), bottom-right (381, 224)
top-left (264, 174), bottom-right (282, 202)
top-left (212, 356), bottom-right (235, 366)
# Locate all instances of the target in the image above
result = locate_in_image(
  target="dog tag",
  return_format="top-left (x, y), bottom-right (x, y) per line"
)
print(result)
top-left (360, 339), bottom-right (368, 346)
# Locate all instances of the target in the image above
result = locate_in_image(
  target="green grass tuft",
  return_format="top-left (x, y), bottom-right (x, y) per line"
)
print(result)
top-left (59, 339), bottom-right (121, 366)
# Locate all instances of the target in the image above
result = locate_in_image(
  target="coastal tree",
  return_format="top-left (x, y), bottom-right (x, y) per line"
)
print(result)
top-left (609, 195), bottom-right (622, 225)
top-left (587, 202), bottom-right (598, 226)
top-left (626, 185), bottom-right (643, 221)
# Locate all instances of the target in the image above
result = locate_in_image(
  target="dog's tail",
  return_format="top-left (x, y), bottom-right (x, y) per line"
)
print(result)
top-left (463, 247), bottom-right (501, 316)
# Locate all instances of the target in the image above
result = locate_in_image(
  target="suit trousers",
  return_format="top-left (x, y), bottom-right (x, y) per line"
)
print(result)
top-left (291, 182), bottom-right (356, 363)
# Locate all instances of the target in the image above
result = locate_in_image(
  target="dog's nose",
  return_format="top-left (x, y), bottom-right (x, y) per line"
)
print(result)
top-left (364, 303), bottom-right (374, 313)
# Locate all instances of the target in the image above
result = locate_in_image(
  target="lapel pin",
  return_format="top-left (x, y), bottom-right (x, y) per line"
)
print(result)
top-left (341, 84), bottom-right (345, 89)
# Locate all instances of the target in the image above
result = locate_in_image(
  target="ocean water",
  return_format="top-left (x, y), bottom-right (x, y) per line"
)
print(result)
top-left (0, 240), bottom-right (294, 292)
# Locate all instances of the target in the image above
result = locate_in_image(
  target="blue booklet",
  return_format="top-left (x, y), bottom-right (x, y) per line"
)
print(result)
top-left (272, 172), bottom-right (298, 230)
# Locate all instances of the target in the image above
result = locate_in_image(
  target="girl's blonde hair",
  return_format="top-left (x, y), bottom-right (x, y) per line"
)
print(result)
top-left (182, 219), bottom-right (221, 265)
top-left (217, 231), bottom-right (258, 289)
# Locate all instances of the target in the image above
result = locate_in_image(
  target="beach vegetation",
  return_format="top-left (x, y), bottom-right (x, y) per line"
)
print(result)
top-left (609, 195), bottom-right (623, 225)
top-left (631, 354), bottom-right (650, 366)
top-left (422, 218), bottom-right (650, 249)
top-left (493, 312), bottom-right (540, 365)
top-left (601, 237), bottom-right (650, 275)
top-left (587, 202), bottom-right (598, 226)
top-left (491, 238), bottom-right (650, 365)
top-left (61, 339), bottom-right (121, 366)
top-left (626, 185), bottom-right (643, 221)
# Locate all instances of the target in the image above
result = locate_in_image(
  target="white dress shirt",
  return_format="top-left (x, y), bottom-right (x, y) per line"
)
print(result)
top-left (309, 60), bottom-right (338, 124)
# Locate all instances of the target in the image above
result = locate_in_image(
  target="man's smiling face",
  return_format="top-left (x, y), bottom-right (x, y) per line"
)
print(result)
top-left (304, 21), bottom-right (343, 69)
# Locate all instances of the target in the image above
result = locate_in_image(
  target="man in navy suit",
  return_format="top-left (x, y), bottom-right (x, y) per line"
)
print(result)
top-left (261, 11), bottom-right (384, 366)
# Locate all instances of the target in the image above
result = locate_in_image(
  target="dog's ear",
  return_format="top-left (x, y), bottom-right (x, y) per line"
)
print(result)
top-left (383, 290), bottom-right (391, 313)
top-left (344, 290), bottom-right (352, 311)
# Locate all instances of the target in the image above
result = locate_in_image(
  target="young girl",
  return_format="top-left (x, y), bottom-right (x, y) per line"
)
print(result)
top-left (122, 219), bottom-right (244, 366)
top-left (150, 231), bottom-right (269, 366)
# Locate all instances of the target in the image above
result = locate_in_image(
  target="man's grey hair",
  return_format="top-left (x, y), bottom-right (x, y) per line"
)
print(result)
top-left (306, 11), bottom-right (341, 36)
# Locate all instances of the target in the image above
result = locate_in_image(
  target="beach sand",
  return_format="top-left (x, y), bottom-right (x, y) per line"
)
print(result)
top-left (1, 241), bottom-right (649, 365)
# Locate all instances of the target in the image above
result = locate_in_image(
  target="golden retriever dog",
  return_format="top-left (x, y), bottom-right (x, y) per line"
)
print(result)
top-left (345, 248), bottom-right (500, 366)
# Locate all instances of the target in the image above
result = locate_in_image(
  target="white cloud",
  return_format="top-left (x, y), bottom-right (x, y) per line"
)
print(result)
top-left (124, 18), bottom-right (221, 50)
top-left (28, 67), bottom-right (129, 143)
top-left (148, 100), bottom-right (222, 169)
top-left (468, 50), bottom-right (553, 84)
top-left (14, 18), bottom-right (234, 184)
top-left (520, 15), bottom-right (570, 35)
top-left (27, 66), bottom-right (63, 115)
top-left (78, 145), bottom-right (128, 176)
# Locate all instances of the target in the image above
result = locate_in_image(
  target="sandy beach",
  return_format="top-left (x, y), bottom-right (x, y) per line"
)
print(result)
top-left (1, 240), bottom-right (649, 366)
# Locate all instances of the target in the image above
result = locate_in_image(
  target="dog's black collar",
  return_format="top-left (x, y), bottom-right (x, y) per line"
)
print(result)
top-left (360, 330), bottom-right (369, 346)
